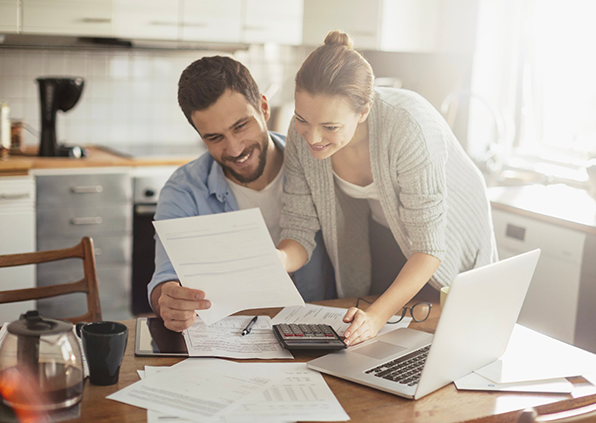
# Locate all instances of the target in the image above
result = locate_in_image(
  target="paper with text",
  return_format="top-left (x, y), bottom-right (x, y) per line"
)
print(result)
top-left (455, 372), bottom-right (573, 393)
top-left (145, 361), bottom-right (349, 423)
top-left (272, 304), bottom-right (411, 337)
top-left (153, 208), bottom-right (305, 325)
top-left (182, 316), bottom-right (293, 359)
top-left (107, 358), bottom-right (276, 422)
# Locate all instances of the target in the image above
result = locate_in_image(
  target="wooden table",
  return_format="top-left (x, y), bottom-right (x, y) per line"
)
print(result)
top-left (72, 292), bottom-right (596, 423)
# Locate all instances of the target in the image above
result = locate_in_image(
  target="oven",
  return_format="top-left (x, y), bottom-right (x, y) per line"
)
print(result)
top-left (131, 166), bottom-right (179, 315)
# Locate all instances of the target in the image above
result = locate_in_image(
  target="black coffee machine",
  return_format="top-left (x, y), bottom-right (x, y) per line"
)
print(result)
top-left (37, 77), bottom-right (86, 157)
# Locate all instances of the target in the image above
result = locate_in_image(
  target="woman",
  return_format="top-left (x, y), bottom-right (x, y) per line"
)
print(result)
top-left (277, 30), bottom-right (498, 346)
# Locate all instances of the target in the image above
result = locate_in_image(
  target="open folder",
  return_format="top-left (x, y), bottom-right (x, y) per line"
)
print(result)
top-left (153, 208), bottom-right (305, 325)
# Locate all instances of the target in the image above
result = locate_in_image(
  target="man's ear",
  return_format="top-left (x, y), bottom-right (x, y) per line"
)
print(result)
top-left (358, 101), bottom-right (373, 123)
top-left (260, 94), bottom-right (271, 122)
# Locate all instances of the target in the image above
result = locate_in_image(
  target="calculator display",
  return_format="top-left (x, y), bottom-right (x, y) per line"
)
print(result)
top-left (273, 324), bottom-right (347, 350)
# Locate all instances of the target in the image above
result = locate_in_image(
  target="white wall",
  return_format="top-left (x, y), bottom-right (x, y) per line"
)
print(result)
top-left (0, 44), bottom-right (311, 150)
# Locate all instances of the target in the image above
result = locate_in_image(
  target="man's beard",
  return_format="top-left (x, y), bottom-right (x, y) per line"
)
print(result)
top-left (219, 137), bottom-right (269, 184)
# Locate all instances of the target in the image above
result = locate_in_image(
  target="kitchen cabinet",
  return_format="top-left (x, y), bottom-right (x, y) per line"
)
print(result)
top-left (22, 0), bottom-right (113, 37)
top-left (33, 168), bottom-right (133, 321)
top-left (488, 184), bottom-right (596, 353)
top-left (303, 0), bottom-right (476, 53)
top-left (243, 0), bottom-right (303, 46)
top-left (0, 0), bottom-right (19, 33)
top-left (303, 0), bottom-right (382, 49)
top-left (180, 0), bottom-right (242, 43)
top-left (0, 176), bottom-right (36, 323)
top-left (113, 0), bottom-right (179, 41)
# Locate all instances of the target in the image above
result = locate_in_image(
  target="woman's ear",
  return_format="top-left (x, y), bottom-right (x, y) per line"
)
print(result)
top-left (358, 102), bottom-right (373, 123)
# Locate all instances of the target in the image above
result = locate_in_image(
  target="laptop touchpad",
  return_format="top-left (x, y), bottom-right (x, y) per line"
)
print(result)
top-left (353, 341), bottom-right (406, 360)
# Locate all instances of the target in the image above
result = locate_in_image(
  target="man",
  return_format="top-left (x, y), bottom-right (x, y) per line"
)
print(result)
top-left (148, 56), bottom-right (334, 332)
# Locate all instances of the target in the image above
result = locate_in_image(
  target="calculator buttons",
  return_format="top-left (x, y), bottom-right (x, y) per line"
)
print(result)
top-left (273, 323), bottom-right (347, 351)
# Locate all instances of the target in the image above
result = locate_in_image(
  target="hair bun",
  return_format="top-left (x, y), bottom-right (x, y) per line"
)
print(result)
top-left (324, 30), bottom-right (353, 49)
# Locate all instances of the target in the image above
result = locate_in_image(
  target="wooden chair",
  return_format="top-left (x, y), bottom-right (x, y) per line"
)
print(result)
top-left (516, 403), bottom-right (596, 423)
top-left (0, 237), bottom-right (102, 324)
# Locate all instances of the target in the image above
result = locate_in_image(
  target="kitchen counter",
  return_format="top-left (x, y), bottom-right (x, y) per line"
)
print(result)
top-left (487, 183), bottom-right (596, 236)
top-left (0, 146), bottom-right (198, 175)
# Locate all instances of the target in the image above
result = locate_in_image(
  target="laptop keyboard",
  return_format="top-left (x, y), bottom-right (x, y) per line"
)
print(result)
top-left (364, 345), bottom-right (431, 386)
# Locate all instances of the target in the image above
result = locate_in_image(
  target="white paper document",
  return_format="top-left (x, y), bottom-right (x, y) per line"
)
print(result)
top-left (107, 358), bottom-right (277, 423)
top-left (455, 372), bottom-right (573, 394)
top-left (144, 361), bottom-right (349, 423)
top-left (153, 209), bottom-right (305, 325)
top-left (183, 316), bottom-right (293, 359)
top-left (272, 304), bottom-right (411, 337)
top-left (475, 324), bottom-right (596, 384)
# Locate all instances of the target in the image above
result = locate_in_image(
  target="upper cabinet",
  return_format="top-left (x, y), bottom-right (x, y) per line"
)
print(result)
top-left (243, 0), bottom-right (303, 45)
top-left (0, 0), bottom-right (19, 33)
top-left (6, 0), bottom-right (476, 52)
top-left (303, 0), bottom-right (382, 50)
top-left (303, 0), bottom-right (477, 54)
top-left (180, 0), bottom-right (242, 43)
top-left (22, 0), bottom-right (113, 37)
top-left (113, 0), bottom-right (179, 41)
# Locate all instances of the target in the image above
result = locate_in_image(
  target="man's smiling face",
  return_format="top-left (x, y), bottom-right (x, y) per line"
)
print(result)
top-left (191, 89), bottom-right (270, 185)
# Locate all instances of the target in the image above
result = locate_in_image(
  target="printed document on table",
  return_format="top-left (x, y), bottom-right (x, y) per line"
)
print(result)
top-left (455, 372), bottom-right (573, 394)
top-left (475, 324), bottom-right (596, 384)
top-left (145, 361), bottom-right (349, 423)
top-left (107, 358), bottom-right (277, 423)
top-left (272, 304), bottom-right (411, 337)
top-left (153, 208), bottom-right (305, 325)
top-left (183, 316), bottom-right (293, 359)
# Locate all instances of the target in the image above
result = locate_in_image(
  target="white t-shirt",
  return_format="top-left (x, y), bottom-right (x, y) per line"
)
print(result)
top-left (332, 170), bottom-right (390, 228)
top-left (225, 165), bottom-right (285, 245)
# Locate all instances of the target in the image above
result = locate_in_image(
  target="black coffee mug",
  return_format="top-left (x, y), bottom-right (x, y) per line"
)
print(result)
top-left (76, 321), bottom-right (128, 386)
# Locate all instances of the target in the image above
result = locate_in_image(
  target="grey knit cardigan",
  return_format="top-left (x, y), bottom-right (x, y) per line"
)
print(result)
top-left (280, 88), bottom-right (498, 298)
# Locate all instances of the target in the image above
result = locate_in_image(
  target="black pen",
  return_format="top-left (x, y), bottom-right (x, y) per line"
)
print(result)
top-left (241, 316), bottom-right (258, 336)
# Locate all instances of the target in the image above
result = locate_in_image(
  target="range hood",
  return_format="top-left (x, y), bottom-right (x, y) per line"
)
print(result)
top-left (0, 33), bottom-right (248, 52)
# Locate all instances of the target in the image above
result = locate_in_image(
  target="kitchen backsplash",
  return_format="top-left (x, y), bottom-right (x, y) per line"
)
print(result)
top-left (0, 44), bottom-right (311, 150)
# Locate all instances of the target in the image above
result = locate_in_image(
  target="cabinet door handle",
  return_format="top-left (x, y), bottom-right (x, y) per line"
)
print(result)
top-left (70, 216), bottom-right (103, 225)
top-left (0, 192), bottom-right (32, 200)
top-left (70, 185), bottom-right (104, 194)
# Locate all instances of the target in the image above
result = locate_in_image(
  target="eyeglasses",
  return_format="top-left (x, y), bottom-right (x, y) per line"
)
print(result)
top-left (356, 297), bottom-right (432, 324)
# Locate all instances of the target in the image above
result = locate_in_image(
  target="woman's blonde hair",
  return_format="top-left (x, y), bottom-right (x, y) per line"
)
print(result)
top-left (295, 30), bottom-right (375, 112)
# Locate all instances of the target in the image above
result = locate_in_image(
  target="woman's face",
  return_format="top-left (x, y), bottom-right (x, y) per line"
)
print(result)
top-left (294, 91), bottom-right (370, 160)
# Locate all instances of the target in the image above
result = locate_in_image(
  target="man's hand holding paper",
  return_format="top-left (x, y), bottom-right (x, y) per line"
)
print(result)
top-left (151, 281), bottom-right (212, 332)
top-left (153, 208), bottom-right (305, 326)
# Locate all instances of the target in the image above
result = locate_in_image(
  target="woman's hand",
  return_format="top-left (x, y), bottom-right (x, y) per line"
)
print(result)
top-left (342, 307), bottom-right (386, 346)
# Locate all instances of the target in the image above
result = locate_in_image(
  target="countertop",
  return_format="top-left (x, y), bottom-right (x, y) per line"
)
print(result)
top-left (487, 184), bottom-right (596, 235)
top-left (0, 146), bottom-right (197, 175)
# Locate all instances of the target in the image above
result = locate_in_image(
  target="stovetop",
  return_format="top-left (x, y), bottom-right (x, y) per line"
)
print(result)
top-left (103, 144), bottom-right (207, 159)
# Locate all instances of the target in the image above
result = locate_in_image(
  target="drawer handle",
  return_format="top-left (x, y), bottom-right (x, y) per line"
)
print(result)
top-left (70, 216), bottom-right (103, 225)
top-left (70, 185), bottom-right (104, 194)
top-left (94, 247), bottom-right (102, 256)
top-left (0, 192), bottom-right (32, 200)
top-left (505, 224), bottom-right (526, 241)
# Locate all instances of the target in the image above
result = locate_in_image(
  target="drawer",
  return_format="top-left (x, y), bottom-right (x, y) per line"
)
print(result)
top-left (37, 205), bottom-right (132, 237)
top-left (36, 173), bottom-right (132, 207)
top-left (37, 235), bottom-right (131, 268)
top-left (0, 175), bottom-right (35, 210)
top-left (492, 209), bottom-right (586, 264)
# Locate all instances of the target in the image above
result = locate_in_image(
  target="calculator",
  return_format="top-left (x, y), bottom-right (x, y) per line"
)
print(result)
top-left (273, 323), bottom-right (347, 351)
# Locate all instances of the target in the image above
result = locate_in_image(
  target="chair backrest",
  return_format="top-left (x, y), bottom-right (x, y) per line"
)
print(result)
top-left (0, 237), bottom-right (102, 324)
top-left (517, 403), bottom-right (596, 423)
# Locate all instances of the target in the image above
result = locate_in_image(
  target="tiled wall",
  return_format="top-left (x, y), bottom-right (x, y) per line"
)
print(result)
top-left (0, 44), bottom-right (311, 149)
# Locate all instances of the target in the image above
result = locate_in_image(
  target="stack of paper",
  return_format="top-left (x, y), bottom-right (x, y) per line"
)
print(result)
top-left (111, 359), bottom-right (349, 423)
top-left (455, 324), bottom-right (596, 394)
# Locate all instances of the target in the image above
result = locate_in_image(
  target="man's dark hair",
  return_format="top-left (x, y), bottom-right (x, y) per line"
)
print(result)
top-left (177, 56), bottom-right (261, 130)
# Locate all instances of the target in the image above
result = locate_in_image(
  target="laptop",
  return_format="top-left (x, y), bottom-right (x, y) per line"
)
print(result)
top-left (307, 249), bottom-right (541, 400)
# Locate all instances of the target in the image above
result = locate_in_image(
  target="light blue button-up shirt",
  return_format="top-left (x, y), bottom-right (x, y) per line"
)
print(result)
top-left (147, 133), bottom-right (335, 309)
